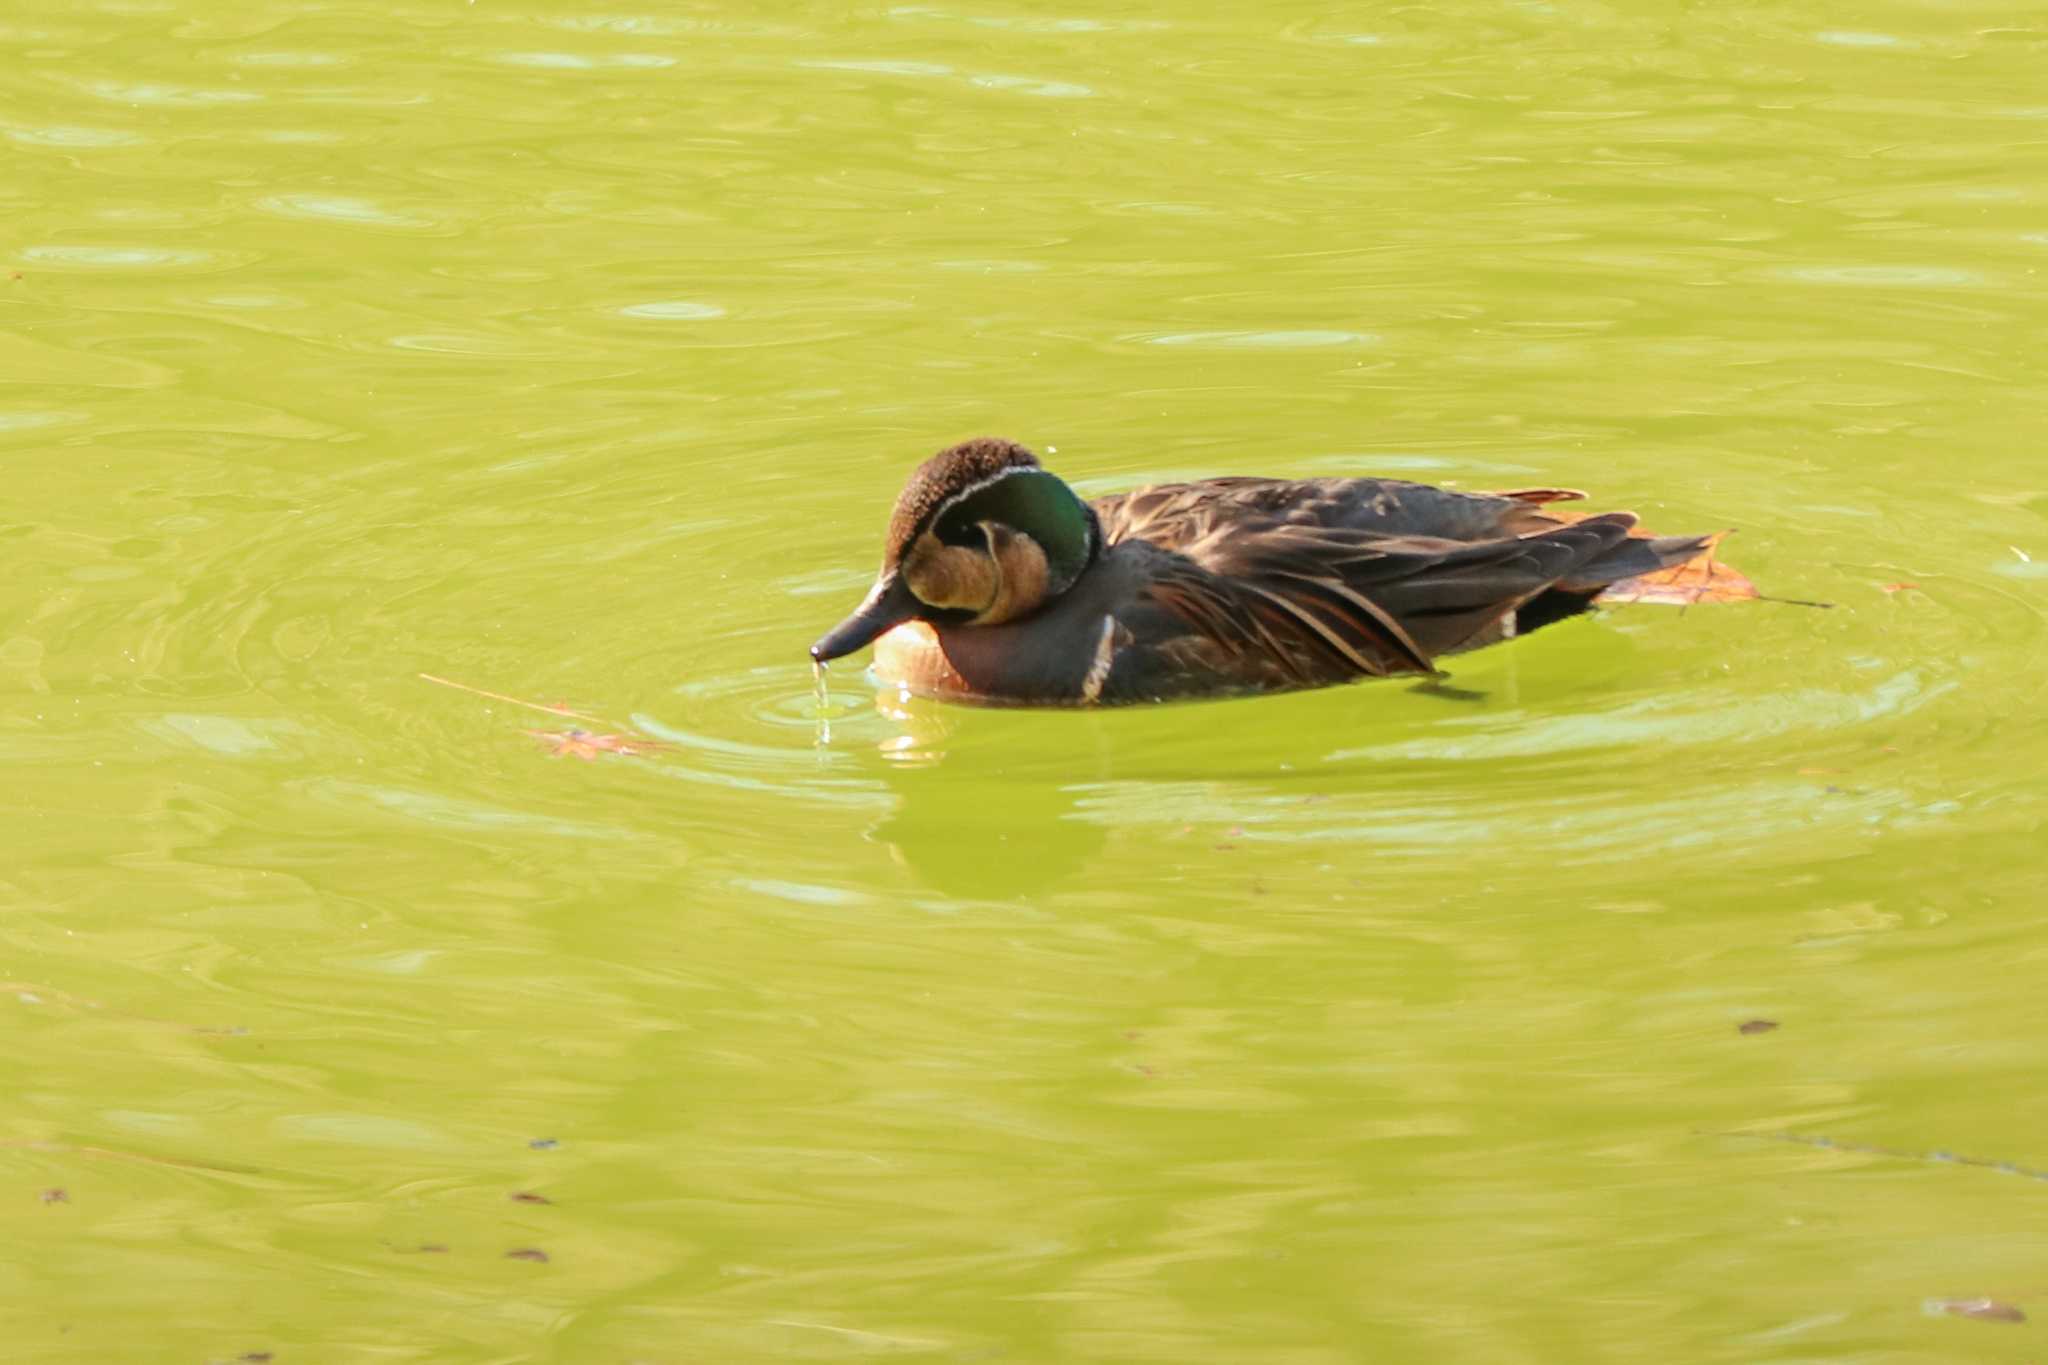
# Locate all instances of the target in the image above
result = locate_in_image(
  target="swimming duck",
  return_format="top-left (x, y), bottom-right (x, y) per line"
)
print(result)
top-left (810, 437), bottom-right (1724, 706)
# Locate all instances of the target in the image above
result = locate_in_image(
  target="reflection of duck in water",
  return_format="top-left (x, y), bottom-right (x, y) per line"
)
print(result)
top-left (864, 693), bottom-right (1106, 896)
top-left (813, 438), bottom-right (1733, 706)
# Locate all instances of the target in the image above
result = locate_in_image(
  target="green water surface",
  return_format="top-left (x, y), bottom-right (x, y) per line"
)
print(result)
top-left (4, 1), bottom-right (2046, 1360)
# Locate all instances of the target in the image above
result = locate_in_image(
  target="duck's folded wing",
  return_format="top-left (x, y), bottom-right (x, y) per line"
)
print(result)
top-left (1133, 554), bottom-right (1433, 687)
top-left (1143, 513), bottom-right (1711, 680)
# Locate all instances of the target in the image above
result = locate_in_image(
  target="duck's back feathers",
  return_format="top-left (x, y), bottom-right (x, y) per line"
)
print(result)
top-left (1087, 478), bottom-right (1712, 694)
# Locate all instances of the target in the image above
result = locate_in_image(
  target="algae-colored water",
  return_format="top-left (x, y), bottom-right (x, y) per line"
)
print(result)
top-left (5, 2), bottom-right (2046, 1360)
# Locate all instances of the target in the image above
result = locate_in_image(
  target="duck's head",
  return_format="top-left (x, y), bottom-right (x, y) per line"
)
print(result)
top-left (810, 437), bottom-right (1100, 664)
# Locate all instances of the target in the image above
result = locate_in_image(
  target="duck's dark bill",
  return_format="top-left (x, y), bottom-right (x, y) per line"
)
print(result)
top-left (810, 573), bottom-right (920, 663)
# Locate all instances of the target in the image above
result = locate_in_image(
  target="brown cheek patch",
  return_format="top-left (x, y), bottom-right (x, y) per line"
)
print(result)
top-left (904, 531), bottom-right (997, 612)
top-left (980, 532), bottom-right (1050, 625)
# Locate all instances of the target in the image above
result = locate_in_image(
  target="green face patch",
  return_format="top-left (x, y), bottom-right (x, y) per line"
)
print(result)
top-left (936, 468), bottom-right (1095, 592)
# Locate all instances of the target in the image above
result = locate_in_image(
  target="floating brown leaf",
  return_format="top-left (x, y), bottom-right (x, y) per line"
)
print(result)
top-left (1598, 533), bottom-right (1761, 607)
top-left (38, 1187), bottom-right (67, 1203)
top-left (509, 1191), bottom-right (552, 1205)
top-left (506, 1247), bottom-right (550, 1263)
top-left (1880, 582), bottom-right (1920, 594)
top-left (526, 729), bottom-right (670, 761)
top-left (1737, 1019), bottom-right (1779, 1035)
top-left (422, 674), bottom-right (675, 762)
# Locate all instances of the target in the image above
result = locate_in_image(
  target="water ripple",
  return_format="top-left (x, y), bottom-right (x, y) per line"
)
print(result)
top-left (1770, 265), bottom-right (1985, 288)
top-left (229, 52), bottom-right (345, 68)
top-left (494, 51), bottom-right (676, 70)
top-left (17, 245), bottom-right (217, 269)
top-left (254, 194), bottom-right (440, 230)
top-left (1135, 329), bottom-right (1380, 348)
top-left (76, 80), bottom-right (261, 106)
top-left (966, 74), bottom-right (1094, 98)
top-left (6, 124), bottom-right (144, 147)
top-left (617, 300), bottom-right (726, 320)
top-left (1817, 30), bottom-right (1911, 48)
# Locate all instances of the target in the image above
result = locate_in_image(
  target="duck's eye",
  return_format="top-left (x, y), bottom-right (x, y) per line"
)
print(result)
top-left (933, 513), bottom-right (985, 548)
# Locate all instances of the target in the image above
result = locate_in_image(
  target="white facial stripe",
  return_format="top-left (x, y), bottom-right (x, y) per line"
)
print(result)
top-left (929, 465), bottom-right (1038, 529)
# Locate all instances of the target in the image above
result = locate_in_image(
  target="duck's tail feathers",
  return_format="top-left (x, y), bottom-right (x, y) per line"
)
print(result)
top-left (1556, 530), bottom-right (1716, 594)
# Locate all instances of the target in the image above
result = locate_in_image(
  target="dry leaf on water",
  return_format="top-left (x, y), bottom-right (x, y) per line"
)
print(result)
top-left (1521, 508), bottom-right (1766, 606)
top-left (526, 729), bottom-right (672, 761)
top-left (1598, 533), bottom-right (1761, 607)
top-left (419, 674), bottom-right (672, 763)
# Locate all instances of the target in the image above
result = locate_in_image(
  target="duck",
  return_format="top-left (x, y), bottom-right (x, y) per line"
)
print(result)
top-left (810, 437), bottom-right (1728, 706)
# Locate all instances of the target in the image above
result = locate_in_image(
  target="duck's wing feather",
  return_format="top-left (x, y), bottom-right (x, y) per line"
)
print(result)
top-left (1097, 476), bottom-right (1578, 545)
top-left (1095, 478), bottom-right (1710, 683)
